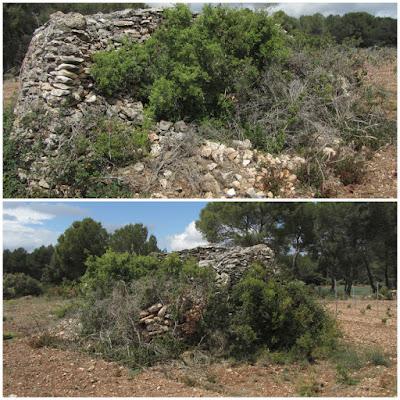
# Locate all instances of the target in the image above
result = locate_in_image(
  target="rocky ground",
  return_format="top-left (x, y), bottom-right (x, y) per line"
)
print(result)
top-left (3, 296), bottom-right (397, 397)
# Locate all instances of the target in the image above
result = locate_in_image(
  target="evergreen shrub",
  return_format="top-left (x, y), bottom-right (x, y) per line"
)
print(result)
top-left (3, 273), bottom-right (43, 299)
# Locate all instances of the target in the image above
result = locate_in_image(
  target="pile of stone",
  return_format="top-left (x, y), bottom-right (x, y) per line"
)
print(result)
top-left (155, 244), bottom-right (277, 287)
top-left (14, 8), bottom-right (166, 126)
top-left (138, 303), bottom-right (174, 342)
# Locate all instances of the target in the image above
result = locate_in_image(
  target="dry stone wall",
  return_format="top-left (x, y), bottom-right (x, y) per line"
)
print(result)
top-left (140, 244), bottom-right (276, 341)
top-left (14, 8), bottom-right (166, 132)
top-left (155, 244), bottom-right (277, 286)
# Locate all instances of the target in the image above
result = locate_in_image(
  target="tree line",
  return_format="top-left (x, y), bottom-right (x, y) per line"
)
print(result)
top-left (3, 219), bottom-right (160, 291)
top-left (275, 10), bottom-right (397, 48)
top-left (4, 202), bottom-right (396, 299)
top-left (196, 202), bottom-right (397, 293)
top-left (4, 3), bottom-right (396, 77)
top-left (3, 3), bottom-right (147, 74)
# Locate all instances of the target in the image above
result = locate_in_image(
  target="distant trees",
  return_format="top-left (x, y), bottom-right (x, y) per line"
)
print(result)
top-left (275, 10), bottom-right (397, 48)
top-left (196, 202), bottom-right (397, 291)
top-left (3, 218), bottom-right (161, 294)
top-left (109, 223), bottom-right (160, 255)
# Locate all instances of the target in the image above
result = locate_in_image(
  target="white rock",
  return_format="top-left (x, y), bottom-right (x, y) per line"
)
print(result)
top-left (133, 162), bottom-right (145, 172)
top-left (163, 170), bottom-right (172, 179)
top-left (226, 188), bottom-right (236, 198)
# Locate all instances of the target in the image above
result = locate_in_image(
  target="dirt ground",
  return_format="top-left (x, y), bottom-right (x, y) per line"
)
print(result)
top-left (3, 297), bottom-right (397, 397)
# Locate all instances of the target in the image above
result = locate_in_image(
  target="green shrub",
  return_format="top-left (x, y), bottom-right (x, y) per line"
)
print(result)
top-left (81, 250), bottom-right (160, 297)
top-left (3, 101), bottom-right (28, 197)
top-left (3, 273), bottom-right (42, 299)
top-left (367, 348), bottom-right (390, 367)
top-left (202, 266), bottom-right (340, 360)
top-left (91, 4), bottom-right (287, 122)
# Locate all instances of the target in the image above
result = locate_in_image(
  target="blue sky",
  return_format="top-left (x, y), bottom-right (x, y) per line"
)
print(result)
top-left (2, 201), bottom-right (211, 252)
top-left (148, 2), bottom-right (397, 18)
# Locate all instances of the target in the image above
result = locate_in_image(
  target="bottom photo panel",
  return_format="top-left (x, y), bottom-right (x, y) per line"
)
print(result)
top-left (3, 201), bottom-right (397, 397)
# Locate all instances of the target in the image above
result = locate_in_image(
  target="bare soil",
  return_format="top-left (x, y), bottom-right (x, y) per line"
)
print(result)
top-left (3, 296), bottom-right (397, 397)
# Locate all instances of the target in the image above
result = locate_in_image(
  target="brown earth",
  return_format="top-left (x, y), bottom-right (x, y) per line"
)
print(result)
top-left (3, 296), bottom-right (397, 397)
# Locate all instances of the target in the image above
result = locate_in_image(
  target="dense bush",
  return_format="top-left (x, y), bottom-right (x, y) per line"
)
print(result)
top-left (91, 4), bottom-right (287, 122)
top-left (77, 255), bottom-right (339, 367)
top-left (3, 273), bottom-right (43, 299)
top-left (91, 4), bottom-right (396, 157)
top-left (81, 250), bottom-right (161, 297)
top-left (202, 265), bottom-right (340, 359)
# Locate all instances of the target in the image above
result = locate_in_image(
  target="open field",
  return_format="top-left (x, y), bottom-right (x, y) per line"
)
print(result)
top-left (3, 296), bottom-right (397, 397)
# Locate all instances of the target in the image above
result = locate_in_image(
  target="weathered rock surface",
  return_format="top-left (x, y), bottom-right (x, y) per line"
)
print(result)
top-left (154, 243), bottom-right (277, 287)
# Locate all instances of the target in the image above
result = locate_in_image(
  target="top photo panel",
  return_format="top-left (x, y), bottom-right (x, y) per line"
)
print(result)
top-left (4, 3), bottom-right (397, 199)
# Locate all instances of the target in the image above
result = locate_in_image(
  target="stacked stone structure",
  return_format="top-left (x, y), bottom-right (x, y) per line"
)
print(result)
top-left (13, 8), bottom-right (166, 130)
top-left (154, 243), bottom-right (277, 286)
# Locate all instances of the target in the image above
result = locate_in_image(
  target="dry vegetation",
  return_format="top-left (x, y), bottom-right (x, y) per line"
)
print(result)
top-left (3, 296), bottom-right (397, 397)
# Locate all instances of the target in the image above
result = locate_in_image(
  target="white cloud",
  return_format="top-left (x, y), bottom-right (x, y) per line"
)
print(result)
top-left (3, 224), bottom-right (60, 252)
top-left (2, 204), bottom-right (67, 251)
top-left (165, 221), bottom-right (208, 251)
top-left (3, 202), bottom-right (91, 217)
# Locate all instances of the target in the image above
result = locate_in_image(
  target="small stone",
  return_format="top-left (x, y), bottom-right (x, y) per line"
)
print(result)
top-left (55, 63), bottom-right (80, 71)
top-left (207, 162), bottom-right (218, 171)
top-left (85, 94), bottom-right (97, 103)
top-left (288, 174), bottom-right (297, 183)
top-left (160, 178), bottom-right (168, 189)
top-left (148, 133), bottom-right (159, 143)
top-left (56, 69), bottom-right (78, 79)
top-left (158, 305), bottom-right (169, 318)
top-left (174, 120), bottom-right (188, 132)
top-left (200, 145), bottom-right (212, 158)
top-left (243, 159), bottom-right (251, 167)
top-left (133, 162), bottom-right (145, 173)
top-left (150, 144), bottom-right (162, 157)
top-left (159, 120), bottom-right (173, 131)
top-left (139, 310), bottom-right (150, 318)
top-left (226, 188), bottom-right (236, 198)
top-left (148, 303), bottom-right (163, 314)
top-left (231, 180), bottom-right (241, 190)
top-left (38, 179), bottom-right (50, 189)
top-left (267, 191), bottom-right (274, 198)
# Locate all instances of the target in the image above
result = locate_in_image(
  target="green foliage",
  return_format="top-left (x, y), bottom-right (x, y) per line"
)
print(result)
top-left (91, 4), bottom-right (286, 122)
top-left (367, 348), bottom-right (390, 367)
top-left (109, 223), bottom-right (160, 255)
top-left (81, 250), bottom-right (160, 297)
top-left (3, 273), bottom-right (43, 299)
top-left (332, 154), bottom-right (365, 186)
top-left (45, 116), bottom-right (149, 197)
top-left (3, 101), bottom-right (28, 197)
top-left (201, 267), bottom-right (340, 360)
top-left (335, 365), bottom-right (358, 386)
top-left (3, 331), bottom-right (18, 340)
top-left (52, 218), bottom-right (109, 282)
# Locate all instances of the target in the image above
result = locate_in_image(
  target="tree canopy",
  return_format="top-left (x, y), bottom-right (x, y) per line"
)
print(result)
top-left (109, 223), bottom-right (160, 255)
top-left (196, 202), bottom-right (397, 291)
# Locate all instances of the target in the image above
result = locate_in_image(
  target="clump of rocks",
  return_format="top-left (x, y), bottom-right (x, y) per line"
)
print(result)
top-left (154, 244), bottom-right (277, 287)
top-left (138, 303), bottom-right (174, 342)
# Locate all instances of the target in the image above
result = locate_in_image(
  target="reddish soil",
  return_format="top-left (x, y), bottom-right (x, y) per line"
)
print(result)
top-left (3, 297), bottom-right (397, 397)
